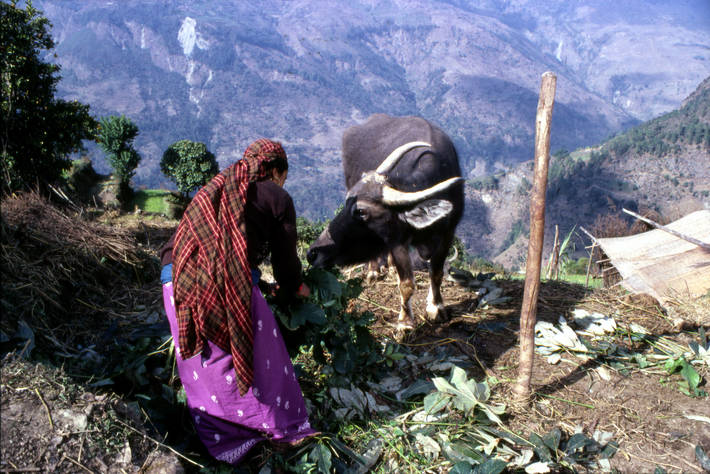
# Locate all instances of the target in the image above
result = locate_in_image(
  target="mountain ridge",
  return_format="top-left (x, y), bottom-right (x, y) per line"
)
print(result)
top-left (462, 77), bottom-right (710, 268)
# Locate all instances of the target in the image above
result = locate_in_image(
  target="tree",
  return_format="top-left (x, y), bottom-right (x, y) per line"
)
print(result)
top-left (160, 140), bottom-right (219, 196)
top-left (1, 1), bottom-right (97, 194)
top-left (96, 115), bottom-right (141, 205)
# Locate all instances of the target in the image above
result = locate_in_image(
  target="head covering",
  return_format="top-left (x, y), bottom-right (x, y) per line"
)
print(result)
top-left (172, 139), bottom-right (287, 395)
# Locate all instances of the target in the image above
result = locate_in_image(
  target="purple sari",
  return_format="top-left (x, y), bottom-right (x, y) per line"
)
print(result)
top-left (162, 280), bottom-right (317, 464)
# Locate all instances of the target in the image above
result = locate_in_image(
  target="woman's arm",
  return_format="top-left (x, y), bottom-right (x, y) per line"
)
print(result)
top-left (270, 190), bottom-right (304, 297)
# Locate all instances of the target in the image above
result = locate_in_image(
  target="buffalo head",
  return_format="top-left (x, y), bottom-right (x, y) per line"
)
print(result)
top-left (307, 141), bottom-right (462, 269)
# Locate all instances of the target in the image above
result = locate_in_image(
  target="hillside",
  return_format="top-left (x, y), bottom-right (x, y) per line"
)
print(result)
top-left (462, 76), bottom-right (710, 268)
top-left (35, 0), bottom-right (710, 226)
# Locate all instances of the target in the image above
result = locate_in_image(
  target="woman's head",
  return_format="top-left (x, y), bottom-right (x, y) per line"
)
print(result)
top-left (243, 138), bottom-right (288, 176)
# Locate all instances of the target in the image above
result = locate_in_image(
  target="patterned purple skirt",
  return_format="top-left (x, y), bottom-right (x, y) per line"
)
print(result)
top-left (162, 281), bottom-right (317, 464)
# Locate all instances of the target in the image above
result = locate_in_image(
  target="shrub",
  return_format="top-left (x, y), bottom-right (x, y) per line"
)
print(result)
top-left (160, 140), bottom-right (219, 197)
top-left (96, 115), bottom-right (141, 206)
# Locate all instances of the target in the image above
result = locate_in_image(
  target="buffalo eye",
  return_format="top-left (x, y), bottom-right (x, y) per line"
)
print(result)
top-left (352, 206), bottom-right (368, 221)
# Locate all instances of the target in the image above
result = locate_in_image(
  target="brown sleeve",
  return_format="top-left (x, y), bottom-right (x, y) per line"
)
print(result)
top-left (159, 232), bottom-right (176, 266)
top-left (270, 189), bottom-right (303, 296)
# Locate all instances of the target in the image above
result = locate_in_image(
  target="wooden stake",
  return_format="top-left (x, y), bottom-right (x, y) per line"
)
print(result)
top-left (513, 71), bottom-right (557, 402)
top-left (585, 242), bottom-right (596, 287)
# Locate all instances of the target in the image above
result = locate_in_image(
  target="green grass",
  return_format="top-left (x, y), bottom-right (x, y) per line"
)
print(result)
top-left (557, 273), bottom-right (603, 288)
top-left (509, 271), bottom-right (604, 289)
top-left (132, 189), bottom-right (172, 214)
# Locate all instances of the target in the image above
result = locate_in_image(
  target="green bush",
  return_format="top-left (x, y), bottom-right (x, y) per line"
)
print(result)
top-left (97, 115), bottom-right (141, 207)
top-left (160, 140), bottom-right (219, 196)
top-left (563, 257), bottom-right (589, 275)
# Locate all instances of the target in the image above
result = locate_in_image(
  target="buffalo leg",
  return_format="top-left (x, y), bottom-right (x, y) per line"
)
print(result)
top-left (426, 233), bottom-right (453, 322)
top-left (389, 244), bottom-right (416, 328)
top-left (365, 252), bottom-right (388, 284)
top-left (365, 259), bottom-right (379, 284)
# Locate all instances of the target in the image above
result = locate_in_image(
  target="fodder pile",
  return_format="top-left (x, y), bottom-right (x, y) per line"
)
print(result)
top-left (0, 192), bottom-right (159, 356)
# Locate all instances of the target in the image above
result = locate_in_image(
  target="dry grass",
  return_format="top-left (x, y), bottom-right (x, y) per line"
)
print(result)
top-left (0, 191), bottom-right (161, 358)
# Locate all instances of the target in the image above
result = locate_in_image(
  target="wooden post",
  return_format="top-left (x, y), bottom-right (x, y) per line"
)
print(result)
top-left (585, 242), bottom-right (596, 287)
top-left (513, 71), bottom-right (557, 402)
top-left (544, 225), bottom-right (557, 279)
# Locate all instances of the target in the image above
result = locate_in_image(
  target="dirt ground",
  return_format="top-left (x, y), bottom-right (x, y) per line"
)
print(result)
top-left (1, 203), bottom-right (709, 473)
top-left (356, 273), bottom-right (710, 473)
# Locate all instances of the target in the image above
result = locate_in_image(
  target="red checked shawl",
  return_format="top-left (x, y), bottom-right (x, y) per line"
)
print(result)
top-left (172, 139), bottom-right (287, 395)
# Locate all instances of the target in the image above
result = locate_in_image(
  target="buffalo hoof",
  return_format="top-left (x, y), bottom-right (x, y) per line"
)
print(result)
top-left (365, 271), bottom-right (379, 285)
top-left (426, 304), bottom-right (447, 323)
top-left (395, 320), bottom-right (415, 331)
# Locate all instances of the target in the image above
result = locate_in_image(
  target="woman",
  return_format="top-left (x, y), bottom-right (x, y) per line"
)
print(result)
top-left (159, 138), bottom-right (317, 465)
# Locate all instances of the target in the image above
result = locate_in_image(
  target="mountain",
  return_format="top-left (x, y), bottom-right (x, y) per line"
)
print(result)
top-left (31, 0), bottom-right (710, 257)
top-left (461, 77), bottom-right (710, 268)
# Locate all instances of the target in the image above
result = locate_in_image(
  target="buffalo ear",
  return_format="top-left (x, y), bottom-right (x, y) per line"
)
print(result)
top-left (399, 199), bottom-right (453, 229)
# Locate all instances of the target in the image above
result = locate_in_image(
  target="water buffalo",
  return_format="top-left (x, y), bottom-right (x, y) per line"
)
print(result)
top-left (307, 114), bottom-right (464, 328)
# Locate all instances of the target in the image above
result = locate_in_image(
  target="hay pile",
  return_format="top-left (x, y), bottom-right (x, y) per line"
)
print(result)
top-left (0, 192), bottom-right (159, 356)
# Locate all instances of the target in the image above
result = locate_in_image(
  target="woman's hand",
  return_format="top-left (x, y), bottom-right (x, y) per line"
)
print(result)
top-left (296, 283), bottom-right (311, 299)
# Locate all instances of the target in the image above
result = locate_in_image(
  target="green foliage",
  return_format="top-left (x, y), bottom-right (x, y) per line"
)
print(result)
top-left (160, 139), bottom-right (218, 196)
top-left (1, 1), bottom-right (97, 194)
top-left (97, 115), bottom-right (141, 186)
top-left (500, 219), bottom-right (525, 252)
top-left (419, 365), bottom-right (618, 472)
top-left (562, 257), bottom-right (589, 275)
top-left (270, 268), bottom-right (382, 384)
top-left (470, 175), bottom-right (499, 191)
top-left (296, 216), bottom-right (327, 262)
top-left (524, 427), bottom-right (618, 471)
top-left (602, 83), bottom-right (710, 159)
top-left (664, 356), bottom-right (705, 397)
top-left (426, 366), bottom-right (506, 424)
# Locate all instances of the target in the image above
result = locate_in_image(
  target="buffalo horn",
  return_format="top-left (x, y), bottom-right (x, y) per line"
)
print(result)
top-left (375, 141), bottom-right (431, 175)
top-left (382, 177), bottom-right (463, 205)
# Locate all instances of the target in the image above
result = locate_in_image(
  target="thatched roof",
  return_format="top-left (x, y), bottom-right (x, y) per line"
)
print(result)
top-left (595, 210), bottom-right (710, 304)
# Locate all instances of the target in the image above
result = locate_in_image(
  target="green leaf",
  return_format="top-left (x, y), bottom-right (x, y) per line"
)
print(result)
top-left (473, 458), bottom-right (507, 474)
top-left (664, 357), bottom-right (684, 374)
top-left (689, 341), bottom-right (700, 356)
top-left (308, 443), bottom-right (332, 473)
top-left (450, 365), bottom-right (469, 387)
top-left (633, 353), bottom-right (649, 369)
top-left (529, 432), bottom-right (551, 462)
top-left (450, 441), bottom-right (486, 463)
top-left (600, 441), bottom-right (619, 459)
top-left (565, 433), bottom-right (594, 455)
top-left (423, 391), bottom-right (449, 414)
top-left (680, 360), bottom-right (701, 391)
top-left (542, 427), bottom-right (562, 452)
top-left (696, 445), bottom-right (710, 471)
top-left (449, 462), bottom-right (473, 474)
top-left (308, 268), bottom-right (343, 301)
